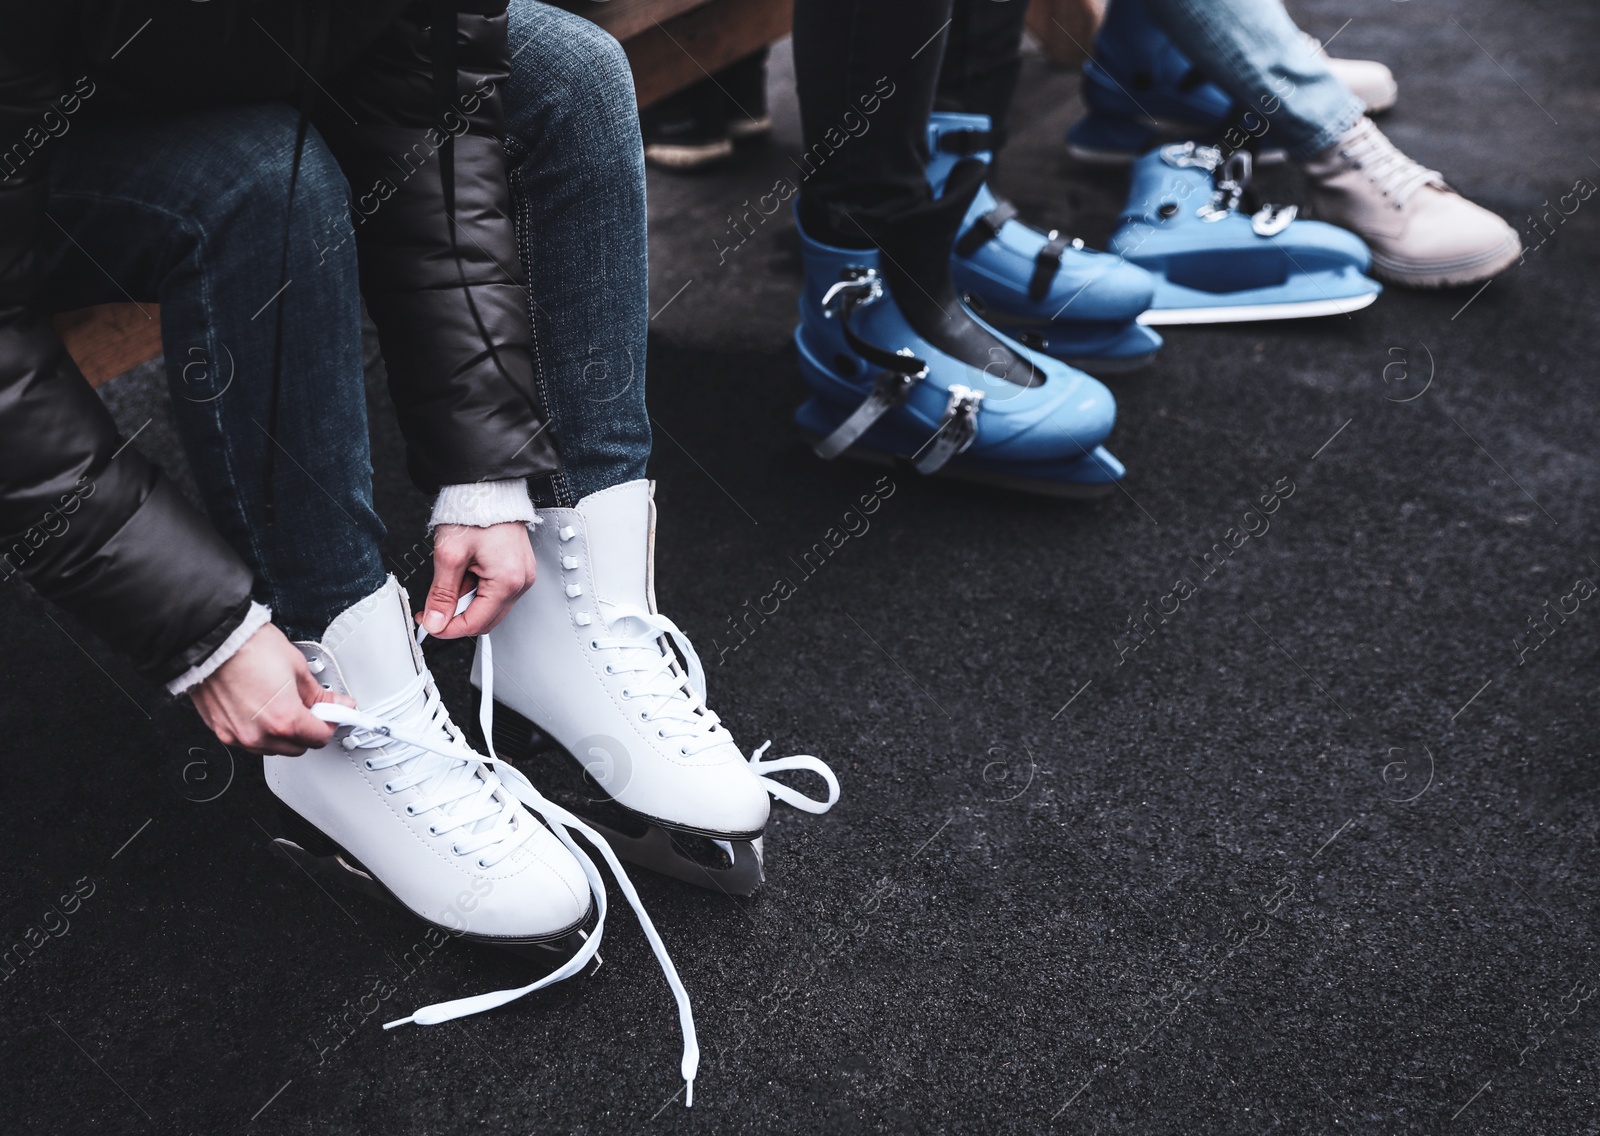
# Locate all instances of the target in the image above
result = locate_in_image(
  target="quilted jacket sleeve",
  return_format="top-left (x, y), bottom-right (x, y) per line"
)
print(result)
top-left (315, 1), bottom-right (560, 494)
top-left (0, 6), bottom-right (258, 685)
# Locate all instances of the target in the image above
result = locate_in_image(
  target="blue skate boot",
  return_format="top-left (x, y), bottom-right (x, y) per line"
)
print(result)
top-left (926, 112), bottom-right (1163, 374)
top-left (793, 162), bottom-right (1124, 498)
top-left (1066, 0), bottom-right (1286, 168)
top-left (1110, 142), bottom-right (1381, 324)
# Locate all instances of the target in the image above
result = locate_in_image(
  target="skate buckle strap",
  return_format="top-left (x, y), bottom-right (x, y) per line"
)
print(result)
top-left (914, 384), bottom-right (984, 474)
top-left (936, 127), bottom-right (995, 156)
top-left (814, 367), bottom-right (924, 460)
top-left (815, 267), bottom-right (931, 461)
top-left (1028, 229), bottom-right (1086, 302)
top-left (1198, 151), bottom-right (1252, 223)
top-left (954, 199), bottom-right (1020, 257)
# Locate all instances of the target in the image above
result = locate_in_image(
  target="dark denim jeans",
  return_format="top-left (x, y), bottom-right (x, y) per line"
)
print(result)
top-left (38, 1), bottom-right (651, 638)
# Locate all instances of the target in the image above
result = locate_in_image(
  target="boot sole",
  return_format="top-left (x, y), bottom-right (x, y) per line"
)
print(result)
top-left (1369, 236), bottom-right (1522, 289)
top-left (798, 430), bottom-right (1119, 499)
top-left (270, 803), bottom-right (592, 955)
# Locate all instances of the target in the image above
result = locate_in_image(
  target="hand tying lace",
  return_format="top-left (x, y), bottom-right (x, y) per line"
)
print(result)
top-left (312, 592), bottom-right (701, 1107)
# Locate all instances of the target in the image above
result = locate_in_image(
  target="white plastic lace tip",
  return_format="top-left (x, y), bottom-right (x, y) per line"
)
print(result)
top-left (685, 1079), bottom-right (694, 1108)
top-left (382, 1016), bottom-right (415, 1030)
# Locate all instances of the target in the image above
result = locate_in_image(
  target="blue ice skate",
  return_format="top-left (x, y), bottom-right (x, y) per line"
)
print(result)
top-left (793, 211), bottom-right (1124, 499)
top-left (1110, 142), bottom-right (1380, 324)
top-left (926, 112), bottom-right (1163, 374)
top-left (1066, 0), bottom-right (1286, 167)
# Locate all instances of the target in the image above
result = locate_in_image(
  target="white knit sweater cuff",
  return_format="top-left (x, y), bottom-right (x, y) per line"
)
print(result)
top-left (429, 479), bottom-right (539, 531)
top-left (167, 601), bottom-right (273, 695)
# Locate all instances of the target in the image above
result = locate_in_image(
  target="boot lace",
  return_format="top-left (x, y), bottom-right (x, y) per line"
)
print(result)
top-left (583, 599), bottom-right (840, 810)
top-left (310, 599), bottom-right (702, 1106)
top-left (1338, 118), bottom-right (1439, 208)
top-left (338, 667), bottom-right (530, 866)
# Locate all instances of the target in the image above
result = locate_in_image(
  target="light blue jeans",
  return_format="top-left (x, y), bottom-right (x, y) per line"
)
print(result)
top-left (1139, 0), bottom-right (1367, 161)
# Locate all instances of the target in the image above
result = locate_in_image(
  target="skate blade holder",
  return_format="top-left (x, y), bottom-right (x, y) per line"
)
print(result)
top-left (574, 819), bottom-right (767, 897)
top-left (269, 836), bottom-right (598, 965)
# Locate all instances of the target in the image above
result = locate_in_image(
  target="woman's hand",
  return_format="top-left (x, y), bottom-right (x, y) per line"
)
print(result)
top-left (419, 521), bottom-right (537, 638)
top-left (189, 623), bottom-right (353, 755)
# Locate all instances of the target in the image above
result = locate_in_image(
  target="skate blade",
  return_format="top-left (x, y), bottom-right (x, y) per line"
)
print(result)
top-left (576, 820), bottom-right (766, 897)
top-left (268, 832), bottom-right (592, 961)
top-left (470, 701), bottom-right (769, 896)
top-left (1137, 291), bottom-right (1379, 325)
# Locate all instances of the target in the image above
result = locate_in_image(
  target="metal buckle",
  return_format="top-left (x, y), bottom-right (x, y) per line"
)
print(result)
top-left (1251, 203), bottom-right (1298, 236)
top-left (820, 268), bottom-right (883, 317)
top-left (1160, 141), bottom-right (1223, 171)
top-left (914, 385), bottom-right (985, 474)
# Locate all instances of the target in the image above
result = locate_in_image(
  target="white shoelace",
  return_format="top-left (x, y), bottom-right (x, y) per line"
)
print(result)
top-left (556, 598), bottom-right (840, 812)
top-left (1338, 118), bottom-right (1439, 208)
top-left (310, 598), bottom-right (701, 1106)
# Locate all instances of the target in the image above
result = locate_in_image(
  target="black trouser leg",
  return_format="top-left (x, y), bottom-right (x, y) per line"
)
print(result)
top-left (934, 0), bottom-right (1030, 154)
top-left (792, 0), bottom-right (1043, 385)
top-left (792, 0), bottom-right (954, 246)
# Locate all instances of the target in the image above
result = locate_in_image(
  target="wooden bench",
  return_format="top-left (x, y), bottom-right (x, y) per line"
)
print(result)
top-left (63, 0), bottom-right (1102, 385)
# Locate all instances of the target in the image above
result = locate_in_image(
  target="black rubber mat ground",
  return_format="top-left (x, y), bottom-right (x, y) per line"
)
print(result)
top-left (3, 2), bottom-right (1597, 1131)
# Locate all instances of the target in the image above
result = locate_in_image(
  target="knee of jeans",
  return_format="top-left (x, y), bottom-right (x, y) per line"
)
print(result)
top-left (208, 105), bottom-right (351, 236)
top-left (508, 7), bottom-right (638, 141)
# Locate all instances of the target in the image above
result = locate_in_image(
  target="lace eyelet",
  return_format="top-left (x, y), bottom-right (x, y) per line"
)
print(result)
top-left (604, 665), bottom-right (614, 675)
top-left (477, 859), bottom-right (489, 869)
top-left (405, 804), bottom-right (417, 816)
top-left (363, 759), bottom-right (375, 770)
top-left (383, 782), bottom-right (395, 793)
top-left (679, 747), bottom-right (688, 756)
top-left (639, 710), bottom-right (649, 721)
top-left (590, 640), bottom-right (600, 650)
top-left (620, 689), bottom-right (631, 699)
top-left (451, 844), bottom-right (462, 856)
top-left (657, 729), bottom-right (666, 739)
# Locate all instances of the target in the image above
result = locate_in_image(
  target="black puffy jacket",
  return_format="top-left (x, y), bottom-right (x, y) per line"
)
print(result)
top-left (0, 1), bottom-right (560, 684)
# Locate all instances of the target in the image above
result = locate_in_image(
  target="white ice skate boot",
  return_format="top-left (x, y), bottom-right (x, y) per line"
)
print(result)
top-left (269, 575), bottom-right (702, 1103)
top-left (473, 479), bottom-right (839, 895)
top-left (266, 575), bottom-right (592, 945)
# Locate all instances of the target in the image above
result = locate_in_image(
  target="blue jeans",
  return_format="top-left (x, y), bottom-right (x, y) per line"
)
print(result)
top-left (505, 0), bottom-right (651, 508)
top-left (1138, 0), bottom-right (1366, 161)
top-left (39, 102), bottom-right (389, 642)
top-left (39, 2), bottom-right (650, 636)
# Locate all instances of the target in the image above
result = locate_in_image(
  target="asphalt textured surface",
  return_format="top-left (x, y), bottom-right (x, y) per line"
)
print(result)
top-left (4, 2), bottom-right (1599, 1132)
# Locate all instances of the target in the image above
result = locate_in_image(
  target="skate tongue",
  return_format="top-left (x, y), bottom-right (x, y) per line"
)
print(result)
top-left (577, 480), bottom-right (652, 613)
top-left (321, 576), bottom-right (425, 709)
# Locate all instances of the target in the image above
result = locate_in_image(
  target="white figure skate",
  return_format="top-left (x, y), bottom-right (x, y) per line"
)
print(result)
top-left (473, 480), bottom-right (839, 895)
top-left (267, 576), bottom-right (700, 1102)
